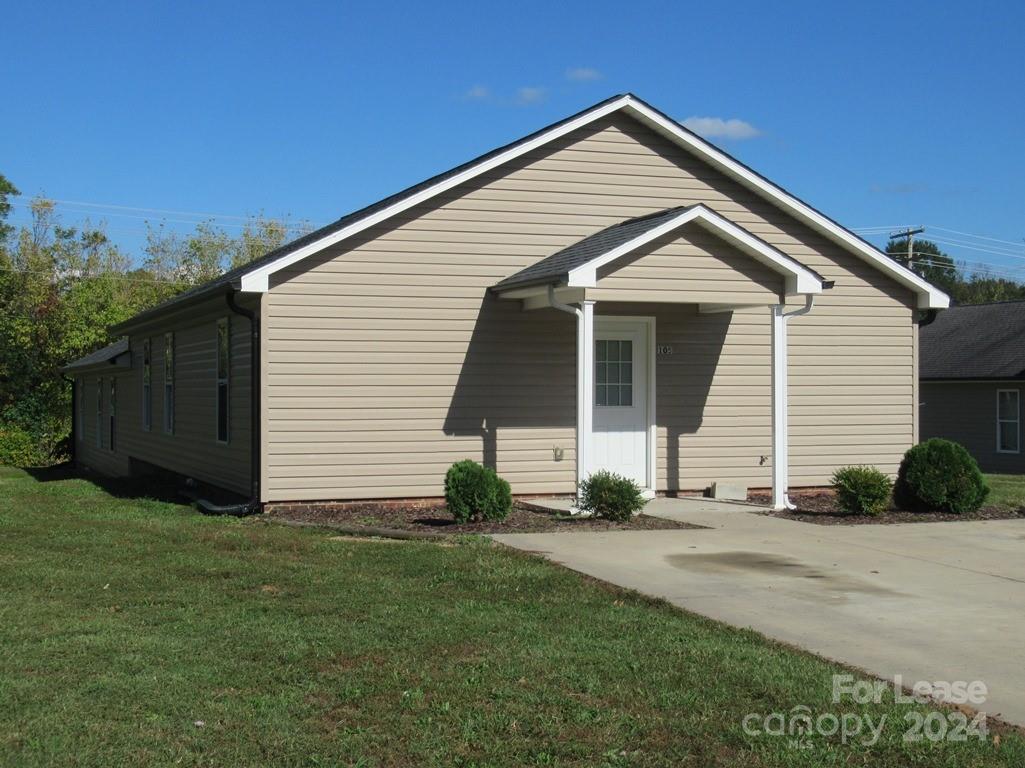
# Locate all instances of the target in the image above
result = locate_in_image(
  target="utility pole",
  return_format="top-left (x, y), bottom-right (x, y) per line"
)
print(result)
top-left (888, 226), bottom-right (925, 266)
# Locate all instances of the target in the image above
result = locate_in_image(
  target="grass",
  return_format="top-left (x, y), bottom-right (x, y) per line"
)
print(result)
top-left (985, 474), bottom-right (1025, 510)
top-left (1, 466), bottom-right (1023, 767)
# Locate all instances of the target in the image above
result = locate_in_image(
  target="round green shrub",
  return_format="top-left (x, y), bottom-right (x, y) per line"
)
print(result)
top-left (894, 438), bottom-right (989, 514)
top-left (577, 470), bottom-right (646, 522)
top-left (831, 465), bottom-right (892, 516)
top-left (444, 459), bottom-right (512, 523)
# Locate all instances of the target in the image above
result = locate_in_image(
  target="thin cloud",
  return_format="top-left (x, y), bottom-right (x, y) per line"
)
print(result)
top-left (566, 67), bottom-right (602, 82)
top-left (682, 116), bottom-right (762, 140)
top-left (515, 86), bottom-right (547, 106)
top-left (461, 85), bottom-right (491, 101)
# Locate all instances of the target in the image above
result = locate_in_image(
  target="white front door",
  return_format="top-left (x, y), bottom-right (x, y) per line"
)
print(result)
top-left (590, 318), bottom-right (650, 488)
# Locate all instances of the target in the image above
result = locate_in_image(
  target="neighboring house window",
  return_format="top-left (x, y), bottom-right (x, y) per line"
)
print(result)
top-left (142, 338), bottom-right (152, 431)
top-left (109, 378), bottom-right (117, 452)
top-left (96, 377), bottom-right (103, 448)
top-left (216, 318), bottom-right (230, 443)
top-left (163, 332), bottom-right (175, 434)
top-left (997, 389), bottom-right (1020, 454)
top-left (595, 340), bottom-right (633, 407)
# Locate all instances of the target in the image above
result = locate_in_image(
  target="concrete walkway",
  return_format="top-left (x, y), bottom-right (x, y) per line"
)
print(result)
top-left (495, 497), bottom-right (1025, 724)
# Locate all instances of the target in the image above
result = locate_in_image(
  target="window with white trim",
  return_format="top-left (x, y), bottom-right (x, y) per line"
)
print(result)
top-left (216, 318), bottom-right (230, 443)
top-left (142, 338), bottom-right (152, 431)
top-left (596, 340), bottom-right (633, 407)
top-left (997, 389), bottom-right (1020, 454)
top-left (96, 377), bottom-right (103, 448)
top-left (163, 332), bottom-right (175, 434)
top-left (109, 378), bottom-right (117, 452)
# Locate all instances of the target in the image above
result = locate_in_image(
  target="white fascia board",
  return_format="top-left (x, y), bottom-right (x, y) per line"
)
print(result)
top-left (238, 93), bottom-right (947, 309)
top-left (620, 100), bottom-right (949, 309)
top-left (238, 98), bottom-right (634, 293)
top-left (566, 205), bottom-right (822, 295)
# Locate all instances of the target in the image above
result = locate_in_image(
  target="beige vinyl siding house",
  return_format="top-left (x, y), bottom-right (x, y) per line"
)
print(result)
top-left (66, 93), bottom-right (947, 510)
top-left (66, 295), bottom-right (255, 495)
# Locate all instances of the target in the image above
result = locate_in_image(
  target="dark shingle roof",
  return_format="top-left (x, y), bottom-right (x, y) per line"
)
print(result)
top-left (111, 91), bottom-right (938, 331)
top-left (61, 339), bottom-right (130, 373)
top-left (492, 207), bottom-right (690, 291)
top-left (920, 301), bottom-right (1025, 380)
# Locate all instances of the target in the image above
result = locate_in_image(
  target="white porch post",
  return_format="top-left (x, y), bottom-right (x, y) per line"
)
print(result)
top-left (576, 300), bottom-right (596, 496)
top-left (770, 304), bottom-right (789, 510)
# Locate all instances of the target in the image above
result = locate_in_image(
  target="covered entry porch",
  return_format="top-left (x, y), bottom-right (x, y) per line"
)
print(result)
top-left (491, 205), bottom-right (825, 509)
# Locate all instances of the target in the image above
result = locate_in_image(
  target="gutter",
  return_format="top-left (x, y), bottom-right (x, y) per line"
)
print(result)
top-left (188, 288), bottom-right (261, 516)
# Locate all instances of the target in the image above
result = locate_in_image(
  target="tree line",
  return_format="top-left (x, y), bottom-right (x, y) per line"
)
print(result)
top-left (0, 173), bottom-right (311, 464)
top-left (0, 170), bottom-right (1022, 464)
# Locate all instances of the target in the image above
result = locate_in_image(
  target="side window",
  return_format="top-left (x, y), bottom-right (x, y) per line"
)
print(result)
top-left (163, 332), bottom-right (175, 434)
top-left (142, 338), bottom-right (152, 431)
top-left (216, 318), bottom-right (230, 443)
top-left (96, 377), bottom-right (103, 448)
top-left (997, 389), bottom-right (1020, 454)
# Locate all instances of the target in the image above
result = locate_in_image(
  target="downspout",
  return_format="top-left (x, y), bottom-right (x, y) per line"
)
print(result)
top-left (547, 284), bottom-right (581, 319)
top-left (185, 287), bottom-right (261, 516)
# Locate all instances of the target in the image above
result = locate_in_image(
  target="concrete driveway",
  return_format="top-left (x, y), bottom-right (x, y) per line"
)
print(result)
top-left (493, 499), bottom-right (1025, 725)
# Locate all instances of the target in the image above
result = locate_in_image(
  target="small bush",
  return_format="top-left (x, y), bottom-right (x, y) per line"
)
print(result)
top-left (444, 459), bottom-right (512, 523)
top-left (831, 465), bottom-right (892, 516)
top-left (577, 470), bottom-right (646, 522)
top-left (894, 438), bottom-right (989, 514)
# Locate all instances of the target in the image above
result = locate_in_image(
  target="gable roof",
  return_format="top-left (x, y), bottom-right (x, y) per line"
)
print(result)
top-left (492, 204), bottom-right (824, 295)
top-left (112, 93), bottom-right (947, 332)
top-left (920, 301), bottom-right (1025, 381)
top-left (61, 339), bottom-right (131, 373)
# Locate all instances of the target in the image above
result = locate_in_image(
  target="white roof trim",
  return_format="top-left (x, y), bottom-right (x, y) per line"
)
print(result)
top-left (564, 205), bottom-right (822, 295)
top-left (238, 94), bottom-right (948, 309)
top-left (620, 99), bottom-right (948, 309)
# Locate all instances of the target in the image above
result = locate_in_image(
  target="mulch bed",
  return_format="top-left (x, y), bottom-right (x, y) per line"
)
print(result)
top-left (749, 489), bottom-right (1025, 525)
top-left (265, 500), bottom-right (701, 535)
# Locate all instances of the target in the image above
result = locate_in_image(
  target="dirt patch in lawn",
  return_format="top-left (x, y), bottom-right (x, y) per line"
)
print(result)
top-left (265, 500), bottom-right (700, 535)
top-left (749, 489), bottom-right (1025, 525)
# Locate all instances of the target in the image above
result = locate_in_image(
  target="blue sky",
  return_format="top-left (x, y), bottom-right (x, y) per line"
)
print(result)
top-left (2, 0), bottom-right (1024, 277)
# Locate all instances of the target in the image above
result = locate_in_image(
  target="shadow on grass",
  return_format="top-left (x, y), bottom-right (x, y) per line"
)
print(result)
top-left (23, 463), bottom-right (245, 507)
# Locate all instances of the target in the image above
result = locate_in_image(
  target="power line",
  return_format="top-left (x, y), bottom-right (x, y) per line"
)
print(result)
top-left (927, 237), bottom-right (1025, 262)
top-left (10, 194), bottom-right (325, 225)
top-left (926, 226), bottom-right (1025, 249)
top-left (926, 235), bottom-right (1025, 258)
top-left (5, 201), bottom-right (318, 232)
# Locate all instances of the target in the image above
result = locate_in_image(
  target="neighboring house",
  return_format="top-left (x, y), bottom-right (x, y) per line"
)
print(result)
top-left (920, 301), bottom-right (1024, 473)
top-left (62, 93), bottom-right (947, 510)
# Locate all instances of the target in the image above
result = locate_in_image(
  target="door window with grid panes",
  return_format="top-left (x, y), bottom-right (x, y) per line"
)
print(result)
top-left (596, 340), bottom-right (633, 407)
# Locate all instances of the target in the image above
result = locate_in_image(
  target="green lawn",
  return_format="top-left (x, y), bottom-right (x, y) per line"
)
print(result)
top-left (0, 466), bottom-right (1021, 767)
top-left (986, 474), bottom-right (1025, 510)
